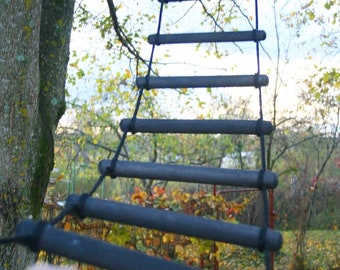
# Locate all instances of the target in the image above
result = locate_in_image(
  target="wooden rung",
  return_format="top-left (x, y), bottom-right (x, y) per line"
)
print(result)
top-left (148, 30), bottom-right (266, 45)
top-left (136, 75), bottom-right (269, 89)
top-left (120, 118), bottom-right (274, 135)
top-left (98, 160), bottom-right (278, 189)
top-left (65, 195), bottom-right (283, 251)
top-left (15, 220), bottom-right (193, 270)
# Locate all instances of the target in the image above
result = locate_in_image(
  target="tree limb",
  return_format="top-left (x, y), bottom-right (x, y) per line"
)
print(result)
top-left (106, 0), bottom-right (148, 66)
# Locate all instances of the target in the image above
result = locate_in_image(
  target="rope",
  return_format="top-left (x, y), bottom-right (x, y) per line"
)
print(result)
top-left (0, 221), bottom-right (47, 252)
top-left (49, 1), bottom-right (165, 224)
top-left (0, 0), bottom-right (166, 251)
top-left (0, 235), bottom-right (28, 245)
top-left (254, 0), bottom-right (271, 269)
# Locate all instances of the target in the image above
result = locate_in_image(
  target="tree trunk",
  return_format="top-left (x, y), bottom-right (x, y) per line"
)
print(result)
top-left (0, 0), bottom-right (75, 268)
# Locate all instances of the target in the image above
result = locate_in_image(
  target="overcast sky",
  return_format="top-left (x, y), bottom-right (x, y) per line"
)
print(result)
top-left (63, 0), bottom-right (339, 123)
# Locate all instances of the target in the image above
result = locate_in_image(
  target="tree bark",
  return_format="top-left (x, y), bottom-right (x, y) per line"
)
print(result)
top-left (0, 0), bottom-right (75, 268)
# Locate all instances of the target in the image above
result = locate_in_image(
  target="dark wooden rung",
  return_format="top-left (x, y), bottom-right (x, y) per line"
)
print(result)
top-left (148, 30), bottom-right (266, 45)
top-left (66, 195), bottom-right (283, 251)
top-left (136, 75), bottom-right (269, 89)
top-left (15, 220), bottom-right (193, 270)
top-left (98, 160), bottom-right (278, 189)
top-left (120, 118), bottom-right (274, 135)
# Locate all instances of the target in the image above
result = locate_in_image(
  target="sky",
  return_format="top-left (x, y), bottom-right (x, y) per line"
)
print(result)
top-left (62, 0), bottom-right (339, 124)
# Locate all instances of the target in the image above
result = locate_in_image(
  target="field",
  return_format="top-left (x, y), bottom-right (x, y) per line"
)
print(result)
top-left (218, 230), bottom-right (340, 270)
top-left (276, 230), bottom-right (340, 270)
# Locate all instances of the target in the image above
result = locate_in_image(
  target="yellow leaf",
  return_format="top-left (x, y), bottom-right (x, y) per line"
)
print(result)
top-left (56, 174), bottom-right (64, 182)
top-left (162, 234), bottom-right (169, 244)
top-left (175, 244), bottom-right (184, 255)
top-left (69, 62), bottom-right (78, 68)
top-left (181, 88), bottom-right (188, 94)
top-left (64, 221), bottom-right (71, 231)
top-left (124, 69), bottom-right (132, 79)
top-left (151, 89), bottom-right (158, 96)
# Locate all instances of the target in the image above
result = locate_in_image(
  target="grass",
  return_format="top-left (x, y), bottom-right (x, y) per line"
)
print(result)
top-left (276, 230), bottom-right (340, 270)
top-left (217, 230), bottom-right (340, 270)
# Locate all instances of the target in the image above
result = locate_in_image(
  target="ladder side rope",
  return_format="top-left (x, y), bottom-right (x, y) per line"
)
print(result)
top-left (0, 0), bottom-right (161, 250)
top-left (96, 0), bottom-right (165, 191)
top-left (254, 0), bottom-right (271, 269)
top-left (0, 1), bottom-right (166, 237)
top-left (0, 0), bottom-right (168, 261)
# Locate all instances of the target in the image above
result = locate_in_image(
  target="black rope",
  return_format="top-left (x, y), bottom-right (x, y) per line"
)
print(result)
top-left (0, 235), bottom-right (28, 245)
top-left (49, 206), bottom-right (73, 225)
top-left (257, 226), bottom-right (268, 252)
top-left (42, 0), bottom-right (167, 224)
top-left (74, 193), bottom-right (91, 219)
top-left (254, 0), bottom-right (271, 269)
top-left (127, 117), bottom-right (137, 134)
top-left (257, 169), bottom-right (265, 190)
top-left (28, 220), bottom-right (48, 252)
top-left (88, 164), bottom-right (111, 195)
top-left (0, 221), bottom-right (47, 252)
top-left (252, 29), bottom-right (262, 42)
top-left (254, 72), bottom-right (261, 89)
top-left (255, 118), bottom-right (263, 137)
top-left (89, 1), bottom-right (164, 194)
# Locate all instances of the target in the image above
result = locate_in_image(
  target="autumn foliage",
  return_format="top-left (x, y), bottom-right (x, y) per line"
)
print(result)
top-left (41, 185), bottom-right (248, 269)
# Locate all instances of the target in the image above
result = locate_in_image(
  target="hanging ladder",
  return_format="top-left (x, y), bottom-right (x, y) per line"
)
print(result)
top-left (13, 1), bottom-right (282, 269)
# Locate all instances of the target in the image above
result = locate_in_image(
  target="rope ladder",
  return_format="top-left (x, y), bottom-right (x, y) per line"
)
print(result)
top-left (1, 1), bottom-right (282, 269)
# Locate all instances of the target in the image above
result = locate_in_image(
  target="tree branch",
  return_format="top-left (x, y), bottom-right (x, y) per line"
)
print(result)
top-left (106, 0), bottom-right (148, 66)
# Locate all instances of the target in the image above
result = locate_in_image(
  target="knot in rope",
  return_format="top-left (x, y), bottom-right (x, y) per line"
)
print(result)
top-left (256, 118), bottom-right (263, 137)
top-left (28, 220), bottom-right (48, 252)
top-left (252, 29), bottom-right (259, 42)
top-left (257, 226), bottom-right (268, 252)
top-left (74, 193), bottom-right (91, 219)
top-left (127, 117), bottom-right (137, 134)
top-left (257, 169), bottom-right (265, 190)
top-left (254, 72), bottom-right (261, 88)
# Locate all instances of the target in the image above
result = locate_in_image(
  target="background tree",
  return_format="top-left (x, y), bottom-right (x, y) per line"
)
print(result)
top-left (0, 0), bottom-right (75, 268)
top-left (265, 1), bottom-right (340, 268)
